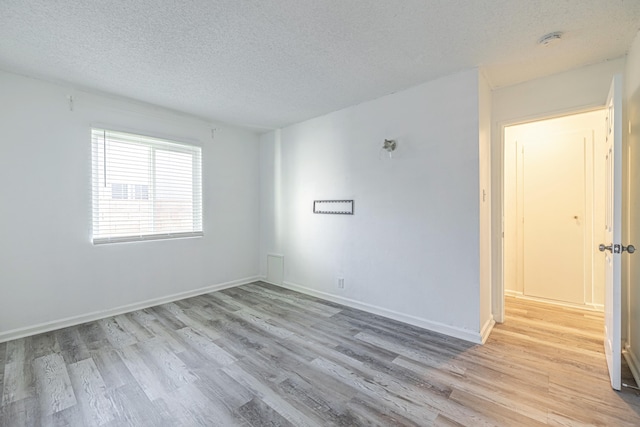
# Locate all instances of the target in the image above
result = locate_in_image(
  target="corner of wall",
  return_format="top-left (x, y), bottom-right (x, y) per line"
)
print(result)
top-left (258, 130), bottom-right (280, 278)
top-left (479, 70), bottom-right (493, 330)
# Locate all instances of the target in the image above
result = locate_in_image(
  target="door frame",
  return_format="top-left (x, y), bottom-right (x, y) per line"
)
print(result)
top-left (493, 105), bottom-right (609, 323)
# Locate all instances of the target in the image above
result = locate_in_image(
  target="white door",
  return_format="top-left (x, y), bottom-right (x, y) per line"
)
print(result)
top-left (602, 75), bottom-right (622, 390)
top-left (522, 132), bottom-right (587, 304)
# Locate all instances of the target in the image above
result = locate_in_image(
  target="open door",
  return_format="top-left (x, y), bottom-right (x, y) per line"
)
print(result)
top-left (600, 75), bottom-right (623, 390)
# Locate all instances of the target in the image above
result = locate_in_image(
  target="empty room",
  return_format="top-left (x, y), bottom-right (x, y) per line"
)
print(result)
top-left (2, 1), bottom-right (640, 425)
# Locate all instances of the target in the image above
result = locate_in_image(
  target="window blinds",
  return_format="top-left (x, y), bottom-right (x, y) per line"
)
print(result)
top-left (91, 128), bottom-right (203, 244)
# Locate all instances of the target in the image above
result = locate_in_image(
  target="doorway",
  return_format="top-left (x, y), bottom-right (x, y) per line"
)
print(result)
top-left (503, 109), bottom-right (607, 309)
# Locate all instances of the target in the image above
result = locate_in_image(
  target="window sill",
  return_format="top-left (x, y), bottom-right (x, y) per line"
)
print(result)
top-left (92, 231), bottom-right (203, 245)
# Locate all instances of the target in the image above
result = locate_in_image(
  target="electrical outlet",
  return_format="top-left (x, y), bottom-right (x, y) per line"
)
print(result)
top-left (337, 277), bottom-right (345, 289)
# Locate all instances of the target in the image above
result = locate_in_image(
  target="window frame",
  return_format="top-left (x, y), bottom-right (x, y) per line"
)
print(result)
top-left (91, 128), bottom-right (203, 245)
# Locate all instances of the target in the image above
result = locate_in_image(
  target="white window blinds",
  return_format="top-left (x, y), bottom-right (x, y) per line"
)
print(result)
top-left (91, 128), bottom-right (203, 244)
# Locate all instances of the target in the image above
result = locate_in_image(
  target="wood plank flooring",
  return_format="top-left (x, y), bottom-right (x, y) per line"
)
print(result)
top-left (1, 282), bottom-right (639, 426)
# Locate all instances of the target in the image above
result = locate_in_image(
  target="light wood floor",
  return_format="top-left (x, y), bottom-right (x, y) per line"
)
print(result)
top-left (1, 282), bottom-right (639, 426)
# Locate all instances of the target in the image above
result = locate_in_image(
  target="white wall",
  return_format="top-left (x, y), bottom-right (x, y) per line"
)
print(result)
top-left (0, 70), bottom-right (261, 341)
top-left (478, 71), bottom-right (493, 337)
top-left (261, 69), bottom-right (487, 342)
top-left (503, 110), bottom-right (607, 308)
top-left (491, 58), bottom-right (625, 321)
top-left (625, 29), bottom-right (640, 381)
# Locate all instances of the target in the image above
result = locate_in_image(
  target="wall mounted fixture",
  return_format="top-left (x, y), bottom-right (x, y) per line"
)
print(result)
top-left (380, 138), bottom-right (397, 159)
top-left (383, 139), bottom-right (397, 152)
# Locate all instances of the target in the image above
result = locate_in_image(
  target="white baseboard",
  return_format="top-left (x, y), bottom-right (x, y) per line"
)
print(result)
top-left (504, 289), bottom-right (523, 297)
top-left (480, 317), bottom-right (496, 344)
top-left (505, 291), bottom-right (604, 312)
top-left (278, 280), bottom-right (484, 344)
top-left (0, 276), bottom-right (261, 343)
top-left (623, 342), bottom-right (640, 387)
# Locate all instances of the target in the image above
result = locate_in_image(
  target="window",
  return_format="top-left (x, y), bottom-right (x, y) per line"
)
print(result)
top-left (91, 128), bottom-right (202, 244)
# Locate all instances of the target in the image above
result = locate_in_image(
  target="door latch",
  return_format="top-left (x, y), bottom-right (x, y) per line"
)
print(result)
top-left (598, 243), bottom-right (635, 254)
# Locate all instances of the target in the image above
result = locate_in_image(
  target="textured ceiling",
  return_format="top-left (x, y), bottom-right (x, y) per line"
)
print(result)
top-left (1, 1), bottom-right (639, 129)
